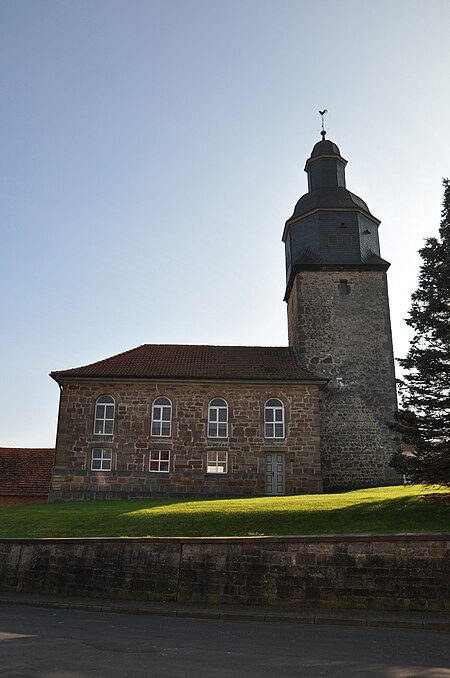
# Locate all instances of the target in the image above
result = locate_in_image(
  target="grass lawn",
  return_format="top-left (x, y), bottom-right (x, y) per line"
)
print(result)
top-left (0, 485), bottom-right (449, 538)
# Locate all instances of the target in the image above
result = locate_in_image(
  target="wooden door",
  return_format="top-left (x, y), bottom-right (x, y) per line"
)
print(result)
top-left (265, 453), bottom-right (285, 495)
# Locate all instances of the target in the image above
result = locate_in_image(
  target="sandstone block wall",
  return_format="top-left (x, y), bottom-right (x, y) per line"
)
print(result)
top-left (287, 270), bottom-right (400, 489)
top-left (1, 535), bottom-right (449, 611)
top-left (50, 380), bottom-right (322, 500)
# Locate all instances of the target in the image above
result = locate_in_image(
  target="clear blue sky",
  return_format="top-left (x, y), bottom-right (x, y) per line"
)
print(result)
top-left (1, 0), bottom-right (450, 447)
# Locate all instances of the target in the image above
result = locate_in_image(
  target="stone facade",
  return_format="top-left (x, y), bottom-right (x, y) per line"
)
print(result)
top-left (287, 270), bottom-right (399, 489)
top-left (2, 534), bottom-right (449, 611)
top-left (50, 379), bottom-right (322, 501)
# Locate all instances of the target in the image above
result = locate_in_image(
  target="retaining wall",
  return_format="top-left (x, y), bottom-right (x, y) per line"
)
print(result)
top-left (0, 534), bottom-right (449, 611)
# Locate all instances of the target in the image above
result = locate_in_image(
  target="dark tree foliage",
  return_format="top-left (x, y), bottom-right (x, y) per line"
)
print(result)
top-left (391, 179), bottom-right (450, 485)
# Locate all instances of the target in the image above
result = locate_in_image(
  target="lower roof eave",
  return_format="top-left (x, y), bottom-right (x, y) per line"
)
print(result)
top-left (51, 375), bottom-right (329, 388)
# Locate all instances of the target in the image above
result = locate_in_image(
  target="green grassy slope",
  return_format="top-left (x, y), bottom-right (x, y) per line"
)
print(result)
top-left (0, 486), bottom-right (449, 538)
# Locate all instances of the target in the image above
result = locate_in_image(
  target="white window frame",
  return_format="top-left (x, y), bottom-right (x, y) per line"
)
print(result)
top-left (207, 398), bottom-right (228, 438)
top-left (151, 397), bottom-right (172, 437)
top-left (93, 395), bottom-right (115, 435)
top-left (264, 398), bottom-right (285, 439)
top-left (149, 450), bottom-right (171, 473)
top-left (91, 448), bottom-right (113, 471)
top-left (207, 450), bottom-right (228, 474)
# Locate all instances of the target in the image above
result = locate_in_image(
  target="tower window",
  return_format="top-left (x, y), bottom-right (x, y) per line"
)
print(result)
top-left (339, 280), bottom-right (350, 295)
top-left (328, 234), bottom-right (338, 246)
top-left (341, 234), bottom-right (353, 246)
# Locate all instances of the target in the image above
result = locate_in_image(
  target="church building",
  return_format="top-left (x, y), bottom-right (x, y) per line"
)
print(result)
top-left (49, 132), bottom-right (399, 501)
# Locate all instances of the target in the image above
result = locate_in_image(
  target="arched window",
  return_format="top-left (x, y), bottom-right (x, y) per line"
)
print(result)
top-left (151, 397), bottom-right (172, 436)
top-left (264, 398), bottom-right (285, 439)
top-left (93, 395), bottom-right (115, 435)
top-left (208, 398), bottom-right (228, 438)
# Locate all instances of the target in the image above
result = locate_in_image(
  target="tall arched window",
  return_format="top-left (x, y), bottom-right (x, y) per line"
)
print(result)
top-left (93, 395), bottom-right (115, 435)
top-left (151, 397), bottom-right (172, 436)
top-left (264, 398), bottom-right (285, 439)
top-left (208, 398), bottom-right (228, 438)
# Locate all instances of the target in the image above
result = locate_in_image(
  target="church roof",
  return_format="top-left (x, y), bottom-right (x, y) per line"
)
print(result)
top-left (51, 344), bottom-right (325, 384)
top-left (0, 448), bottom-right (55, 497)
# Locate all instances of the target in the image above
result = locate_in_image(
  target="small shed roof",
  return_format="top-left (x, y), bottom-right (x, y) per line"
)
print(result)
top-left (0, 448), bottom-right (55, 497)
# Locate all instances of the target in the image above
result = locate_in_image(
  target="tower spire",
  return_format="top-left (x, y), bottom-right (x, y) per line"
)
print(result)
top-left (319, 109), bottom-right (328, 140)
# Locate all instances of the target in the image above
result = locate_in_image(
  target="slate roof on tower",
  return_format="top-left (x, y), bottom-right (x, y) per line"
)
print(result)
top-left (290, 187), bottom-right (376, 222)
top-left (50, 344), bottom-right (326, 383)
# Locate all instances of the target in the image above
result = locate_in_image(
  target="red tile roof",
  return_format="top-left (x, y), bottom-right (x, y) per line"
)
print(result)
top-left (0, 448), bottom-right (55, 497)
top-left (51, 344), bottom-right (325, 383)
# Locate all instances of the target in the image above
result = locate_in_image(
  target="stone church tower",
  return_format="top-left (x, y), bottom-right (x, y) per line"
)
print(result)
top-left (283, 134), bottom-right (399, 489)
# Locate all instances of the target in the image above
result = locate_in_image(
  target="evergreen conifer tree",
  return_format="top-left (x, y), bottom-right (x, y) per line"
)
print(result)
top-left (391, 179), bottom-right (450, 484)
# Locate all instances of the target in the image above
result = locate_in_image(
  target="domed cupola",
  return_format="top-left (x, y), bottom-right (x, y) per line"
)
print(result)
top-left (282, 132), bottom-right (390, 299)
top-left (305, 138), bottom-right (347, 191)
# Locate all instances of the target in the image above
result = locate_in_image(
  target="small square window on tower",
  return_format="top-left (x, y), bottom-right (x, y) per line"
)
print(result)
top-left (328, 234), bottom-right (338, 246)
top-left (339, 280), bottom-right (350, 295)
top-left (341, 234), bottom-right (353, 246)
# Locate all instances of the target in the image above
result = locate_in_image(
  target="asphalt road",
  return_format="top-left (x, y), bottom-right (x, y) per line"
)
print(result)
top-left (0, 604), bottom-right (449, 678)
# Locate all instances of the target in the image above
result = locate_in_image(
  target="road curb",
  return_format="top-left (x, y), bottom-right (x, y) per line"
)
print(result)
top-left (1, 594), bottom-right (450, 632)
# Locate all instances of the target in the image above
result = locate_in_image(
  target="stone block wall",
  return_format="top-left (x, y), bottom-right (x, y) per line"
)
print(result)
top-left (287, 270), bottom-right (400, 489)
top-left (50, 380), bottom-right (322, 500)
top-left (1, 534), bottom-right (449, 611)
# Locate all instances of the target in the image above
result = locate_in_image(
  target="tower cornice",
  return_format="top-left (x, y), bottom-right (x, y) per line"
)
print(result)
top-left (283, 259), bottom-right (391, 302)
top-left (304, 152), bottom-right (347, 173)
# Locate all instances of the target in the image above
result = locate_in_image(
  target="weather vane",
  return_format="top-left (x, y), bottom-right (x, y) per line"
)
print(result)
top-left (319, 109), bottom-right (328, 139)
